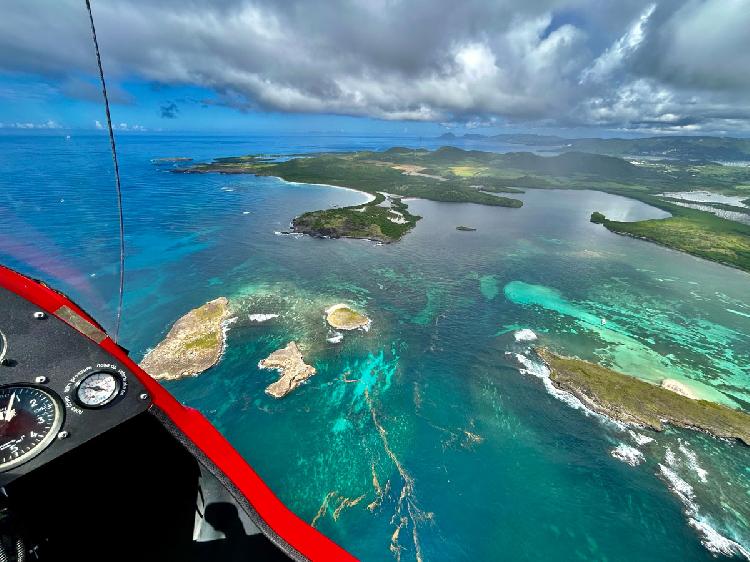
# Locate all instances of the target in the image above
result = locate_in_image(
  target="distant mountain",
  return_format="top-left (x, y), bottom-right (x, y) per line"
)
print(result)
top-left (436, 133), bottom-right (750, 161)
top-left (491, 134), bottom-right (568, 145)
top-left (566, 136), bottom-right (750, 161)
top-left (437, 132), bottom-right (566, 144)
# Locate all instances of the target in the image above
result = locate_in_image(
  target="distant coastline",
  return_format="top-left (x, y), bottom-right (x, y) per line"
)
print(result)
top-left (173, 143), bottom-right (750, 269)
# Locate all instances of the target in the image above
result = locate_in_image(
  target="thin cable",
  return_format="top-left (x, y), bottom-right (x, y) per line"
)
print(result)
top-left (85, 0), bottom-right (125, 342)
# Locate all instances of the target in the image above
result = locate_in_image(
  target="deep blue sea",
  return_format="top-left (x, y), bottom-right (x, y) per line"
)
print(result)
top-left (2, 132), bottom-right (750, 561)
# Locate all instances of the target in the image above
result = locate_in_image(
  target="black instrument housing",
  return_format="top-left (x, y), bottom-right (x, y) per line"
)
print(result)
top-left (0, 287), bottom-right (151, 485)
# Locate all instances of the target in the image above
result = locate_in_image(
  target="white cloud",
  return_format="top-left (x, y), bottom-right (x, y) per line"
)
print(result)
top-left (0, 0), bottom-right (748, 132)
top-left (580, 79), bottom-right (672, 125)
top-left (113, 122), bottom-right (146, 131)
top-left (455, 43), bottom-right (497, 81)
top-left (650, 0), bottom-right (750, 90)
top-left (580, 3), bottom-right (655, 84)
top-left (0, 119), bottom-right (62, 129)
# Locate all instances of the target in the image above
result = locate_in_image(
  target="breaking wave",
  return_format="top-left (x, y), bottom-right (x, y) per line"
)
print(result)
top-left (628, 430), bottom-right (655, 446)
top-left (611, 444), bottom-right (644, 466)
top-left (514, 328), bottom-right (538, 342)
top-left (511, 352), bottom-right (624, 429)
top-left (678, 439), bottom-right (709, 483)
top-left (248, 313), bottom-right (279, 322)
top-left (327, 330), bottom-right (344, 343)
top-left (219, 316), bottom-right (238, 359)
top-left (690, 519), bottom-right (750, 559)
top-left (659, 448), bottom-right (749, 560)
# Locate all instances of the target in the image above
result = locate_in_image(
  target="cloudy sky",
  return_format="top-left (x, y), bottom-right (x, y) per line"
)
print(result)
top-left (1, 0), bottom-right (749, 135)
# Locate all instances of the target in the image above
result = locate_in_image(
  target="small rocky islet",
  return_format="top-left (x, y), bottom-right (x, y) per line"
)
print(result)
top-left (258, 304), bottom-right (371, 398)
top-left (139, 298), bottom-right (748, 444)
top-left (259, 341), bottom-right (317, 398)
top-left (141, 298), bottom-right (370, 398)
top-left (139, 297), bottom-right (232, 380)
top-left (325, 304), bottom-right (371, 331)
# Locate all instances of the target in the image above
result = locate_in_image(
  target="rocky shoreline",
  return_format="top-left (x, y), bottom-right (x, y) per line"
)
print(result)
top-left (140, 297), bottom-right (232, 380)
top-left (537, 348), bottom-right (750, 445)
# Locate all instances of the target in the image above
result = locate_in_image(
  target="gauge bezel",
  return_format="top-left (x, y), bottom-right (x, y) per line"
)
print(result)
top-left (0, 329), bottom-right (7, 364)
top-left (0, 384), bottom-right (64, 472)
top-left (74, 370), bottom-right (123, 409)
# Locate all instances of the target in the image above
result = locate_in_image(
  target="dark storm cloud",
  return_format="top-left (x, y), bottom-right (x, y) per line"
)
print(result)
top-left (59, 77), bottom-right (134, 104)
top-left (160, 101), bottom-right (179, 119)
top-left (1, 0), bottom-right (749, 132)
top-left (636, 0), bottom-right (750, 91)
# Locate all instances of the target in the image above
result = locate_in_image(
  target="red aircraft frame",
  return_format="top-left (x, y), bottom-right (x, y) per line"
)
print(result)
top-left (0, 264), bottom-right (356, 562)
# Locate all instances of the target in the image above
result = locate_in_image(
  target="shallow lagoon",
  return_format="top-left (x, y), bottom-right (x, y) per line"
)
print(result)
top-left (164, 182), bottom-right (750, 561)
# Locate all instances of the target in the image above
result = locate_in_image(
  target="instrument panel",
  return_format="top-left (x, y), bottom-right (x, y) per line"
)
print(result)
top-left (0, 286), bottom-right (151, 484)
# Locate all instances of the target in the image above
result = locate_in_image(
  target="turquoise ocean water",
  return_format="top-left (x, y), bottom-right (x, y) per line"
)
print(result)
top-left (1, 132), bottom-right (749, 561)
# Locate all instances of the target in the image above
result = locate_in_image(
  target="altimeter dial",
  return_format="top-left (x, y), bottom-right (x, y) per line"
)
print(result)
top-left (0, 385), bottom-right (63, 472)
top-left (76, 371), bottom-right (120, 408)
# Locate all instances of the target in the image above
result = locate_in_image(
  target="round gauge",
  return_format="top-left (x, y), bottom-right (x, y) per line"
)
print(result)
top-left (0, 385), bottom-right (63, 472)
top-left (76, 371), bottom-right (121, 408)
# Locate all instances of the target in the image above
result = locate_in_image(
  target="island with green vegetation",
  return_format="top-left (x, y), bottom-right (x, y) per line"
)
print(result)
top-left (590, 196), bottom-right (750, 273)
top-left (176, 144), bottom-right (750, 265)
top-left (139, 297), bottom-right (232, 380)
top-left (537, 349), bottom-right (750, 445)
top-left (176, 147), bottom-right (526, 241)
top-left (292, 193), bottom-right (420, 243)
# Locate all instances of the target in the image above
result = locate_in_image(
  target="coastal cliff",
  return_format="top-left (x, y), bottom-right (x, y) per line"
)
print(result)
top-left (139, 297), bottom-right (231, 380)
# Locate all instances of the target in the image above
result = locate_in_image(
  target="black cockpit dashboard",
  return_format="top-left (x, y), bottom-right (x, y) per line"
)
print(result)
top-left (0, 285), bottom-right (293, 562)
top-left (0, 287), bottom-right (151, 486)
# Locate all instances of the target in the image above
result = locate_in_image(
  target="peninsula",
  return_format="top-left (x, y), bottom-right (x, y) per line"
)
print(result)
top-left (590, 199), bottom-right (750, 274)
top-left (260, 342), bottom-right (317, 398)
top-left (175, 147), bottom-right (524, 242)
top-left (139, 297), bottom-right (231, 380)
top-left (537, 349), bottom-right (750, 445)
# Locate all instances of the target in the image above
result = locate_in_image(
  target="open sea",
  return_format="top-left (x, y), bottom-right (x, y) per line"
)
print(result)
top-left (2, 132), bottom-right (750, 561)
